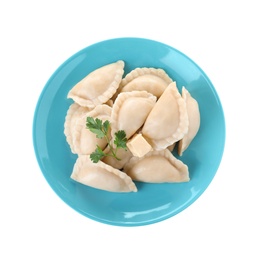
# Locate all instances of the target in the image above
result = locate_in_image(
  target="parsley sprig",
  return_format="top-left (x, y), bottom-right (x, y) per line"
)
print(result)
top-left (86, 117), bottom-right (127, 163)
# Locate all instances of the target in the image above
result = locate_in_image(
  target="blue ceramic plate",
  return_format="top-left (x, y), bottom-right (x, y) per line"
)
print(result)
top-left (33, 38), bottom-right (225, 226)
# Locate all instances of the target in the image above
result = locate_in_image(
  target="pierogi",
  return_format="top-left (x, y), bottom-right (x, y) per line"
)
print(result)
top-left (72, 104), bottom-right (112, 155)
top-left (68, 60), bottom-right (124, 108)
top-left (65, 60), bottom-right (200, 192)
top-left (142, 81), bottom-right (189, 150)
top-left (111, 90), bottom-right (156, 139)
top-left (178, 87), bottom-right (200, 155)
top-left (71, 155), bottom-right (137, 192)
top-left (64, 103), bottom-right (92, 153)
top-left (123, 149), bottom-right (189, 183)
top-left (119, 67), bottom-right (173, 98)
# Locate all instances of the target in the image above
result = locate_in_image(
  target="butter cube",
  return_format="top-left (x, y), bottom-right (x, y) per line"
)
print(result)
top-left (127, 133), bottom-right (152, 157)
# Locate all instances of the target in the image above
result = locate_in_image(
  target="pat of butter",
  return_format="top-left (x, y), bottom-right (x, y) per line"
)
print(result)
top-left (127, 133), bottom-right (152, 157)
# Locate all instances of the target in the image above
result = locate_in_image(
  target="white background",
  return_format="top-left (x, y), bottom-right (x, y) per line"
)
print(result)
top-left (1, 0), bottom-right (259, 259)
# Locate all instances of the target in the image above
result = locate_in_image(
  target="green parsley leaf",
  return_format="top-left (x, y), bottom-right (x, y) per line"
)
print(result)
top-left (114, 130), bottom-right (127, 150)
top-left (86, 117), bottom-right (128, 163)
top-left (89, 146), bottom-right (105, 163)
top-left (103, 120), bottom-right (110, 136)
top-left (86, 117), bottom-right (106, 138)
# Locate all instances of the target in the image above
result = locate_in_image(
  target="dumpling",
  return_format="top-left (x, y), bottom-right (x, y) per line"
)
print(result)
top-left (142, 82), bottom-right (189, 150)
top-left (64, 102), bottom-right (92, 153)
top-left (68, 60), bottom-right (125, 108)
top-left (72, 104), bottom-right (112, 155)
top-left (119, 67), bottom-right (173, 98)
top-left (71, 155), bottom-right (137, 192)
top-left (178, 87), bottom-right (200, 155)
top-left (123, 149), bottom-right (189, 183)
top-left (111, 91), bottom-right (156, 139)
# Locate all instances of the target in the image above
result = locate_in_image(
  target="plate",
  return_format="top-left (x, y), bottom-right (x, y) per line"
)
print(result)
top-left (33, 37), bottom-right (225, 226)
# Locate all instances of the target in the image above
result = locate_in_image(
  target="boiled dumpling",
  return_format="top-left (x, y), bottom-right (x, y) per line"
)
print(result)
top-left (123, 149), bottom-right (189, 183)
top-left (71, 155), bottom-right (137, 192)
top-left (142, 82), bottom-right (189, 150)
top-left (68, 60), bottom-right (125, 108)
top-left (72, 104), bottom-right (112, 155)
top-left (64, 102), bottom-right (92, 153)
top-left (119, 67), bottom-right (173, 98)
top-left (178, 87), bottom-right (200, 155)
top-left (111, 91), bottom-right (156, 139)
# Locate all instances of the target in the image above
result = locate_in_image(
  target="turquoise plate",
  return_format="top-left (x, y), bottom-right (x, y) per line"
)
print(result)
top-left (33, 38), bottom-right (225, 226)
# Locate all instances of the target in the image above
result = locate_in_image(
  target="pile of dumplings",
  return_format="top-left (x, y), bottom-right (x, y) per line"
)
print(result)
top-left (64, 60), bottom-right (200, 193)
